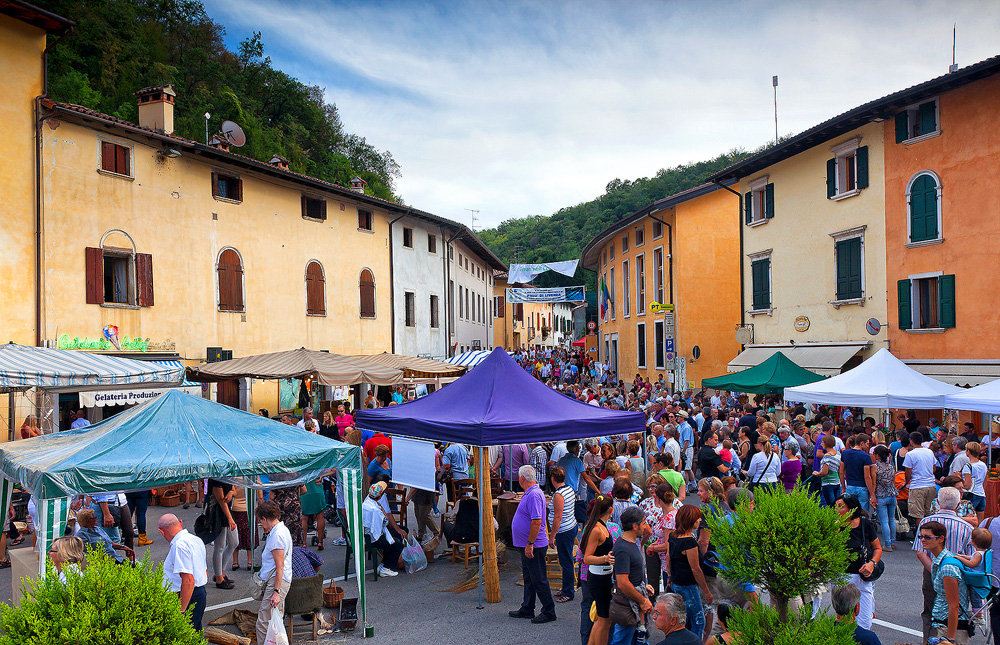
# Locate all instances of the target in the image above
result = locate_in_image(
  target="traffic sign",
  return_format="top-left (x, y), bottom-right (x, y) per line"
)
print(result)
top-left (664, 339), bottom-right (674, 353)
top-left (665, 352), bottom-right (675, 361)
top-left (649, 302), bottom-right (674, 313)
top-left (865, 318), bottom-right (882, 336)
top-left (587, 321), bottom-right (596, 330)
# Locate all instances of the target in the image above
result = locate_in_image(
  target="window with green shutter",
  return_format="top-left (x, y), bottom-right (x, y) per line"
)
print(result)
top-left (897, 279), bottom-right (912, 330)
top-left (751, 258), bottom-right (771, 310)
top-left (827, 144), bottom-right (869, 199)
top-left (938, 274), bottom-right (955, 328)
top-left (895, 99), bottom-right (939, 143)
top-left (835, 237), bottom-right (863, 300)
top-left (745, 181), bottom-right (774, 225)
top-left (908, 173), bottom-right (940, 243)
top-left (903, 274), bottom-right (955, 331)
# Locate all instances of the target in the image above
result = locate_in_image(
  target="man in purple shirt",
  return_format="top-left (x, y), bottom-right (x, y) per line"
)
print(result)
top-left (508, 465), bottom-right (556, 624)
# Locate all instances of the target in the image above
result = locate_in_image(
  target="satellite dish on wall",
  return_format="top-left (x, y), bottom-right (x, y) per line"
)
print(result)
top-left (220, 120), bottom-right (246, 147)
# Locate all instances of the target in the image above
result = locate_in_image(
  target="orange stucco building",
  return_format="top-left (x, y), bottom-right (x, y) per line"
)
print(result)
top-left (581, 183), bottom-right (741, 390)
top-left (883, 57), bottom-right (1000, 387)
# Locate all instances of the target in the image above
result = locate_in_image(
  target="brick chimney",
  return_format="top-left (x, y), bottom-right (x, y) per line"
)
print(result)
top-left (134, 84), bottom-right (176, 134)
top-left (207, 135), bottom-right (229, 151)
top-left (349, 176), bottom-right (367, 193)
top-left (269, 154), bottom-right (290, 170)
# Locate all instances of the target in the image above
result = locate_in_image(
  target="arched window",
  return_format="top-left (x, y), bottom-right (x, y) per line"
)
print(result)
top-left (305, 260), bottom-right (326, 316)
top-left (217, 248), bottom-right (245, 312)
top-left (907, 172), bottom-right (942, 244)
top-left (359, 269), bottom-right (376, 318)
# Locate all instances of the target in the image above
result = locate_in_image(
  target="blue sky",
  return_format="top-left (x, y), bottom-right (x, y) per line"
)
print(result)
top-left (203, 0), bottom-right (1000, 229)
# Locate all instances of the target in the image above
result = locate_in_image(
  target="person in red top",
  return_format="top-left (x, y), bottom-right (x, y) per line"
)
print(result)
top-left (363, 433), bottom-right (392, 462)
top-left (334, 403), bottom-right (354, 439)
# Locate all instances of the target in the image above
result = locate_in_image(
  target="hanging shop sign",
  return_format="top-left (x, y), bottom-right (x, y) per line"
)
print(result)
top-left (57, 331), bottom-right (176, 353)
top-left (793, 316), bottom-right (811, 332)
top-left (506, 286), bottom-right (586, 303)
top-left (649, 302), bottom-right (674, 313)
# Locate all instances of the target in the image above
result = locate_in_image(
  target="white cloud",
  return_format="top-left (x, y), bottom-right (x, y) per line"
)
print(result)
top-left (205, 0), bottom-right (1000, 228)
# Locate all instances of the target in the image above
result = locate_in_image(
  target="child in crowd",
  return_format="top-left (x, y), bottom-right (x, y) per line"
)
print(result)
top-left (812, 434), bottom-right (841, 507)
top-left (720, 439), bottom-right (740, 477)
top-left (955, 527), bottom-right (993, 622)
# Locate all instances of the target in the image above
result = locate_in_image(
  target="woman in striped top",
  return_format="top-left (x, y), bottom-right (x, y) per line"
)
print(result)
top-left (547, 466), bottom-right (578, 603)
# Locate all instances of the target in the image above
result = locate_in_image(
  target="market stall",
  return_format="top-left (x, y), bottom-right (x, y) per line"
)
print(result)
top-left (353, 352), bottom-right (465, 385)
top-left (357, 347), bottom-right (645, 605)
top-left (0, 389), bottom-right (369, 628)
top-left (702, 351), bottom-right (825, 395)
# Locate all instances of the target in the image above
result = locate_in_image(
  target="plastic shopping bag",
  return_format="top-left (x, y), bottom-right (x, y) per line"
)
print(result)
top-left (401, 536), bottom-right (428, 574)
top-left (263, 609), bottom-right (289, 645)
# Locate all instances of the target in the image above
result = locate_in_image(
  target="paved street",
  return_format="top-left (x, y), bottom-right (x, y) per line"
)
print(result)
top-left (0, 498), bottom-right (933, 644)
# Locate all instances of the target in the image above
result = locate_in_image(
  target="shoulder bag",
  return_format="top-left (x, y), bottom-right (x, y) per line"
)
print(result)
top-left (250, 531), bottom-right (277, 601)
top-left (858, 518), bottom-right (885, 582)
top-left (748, 453), bottom-right (774, 491)
top-left (608, 539), bottom-right (647, 627)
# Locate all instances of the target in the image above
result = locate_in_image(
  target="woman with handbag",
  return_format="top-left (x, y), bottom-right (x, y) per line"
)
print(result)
top-left (744, 436), bottom-right (780, 493)
top-left (583, 494), bottom-right (615, 645)
top-left (253, 500), bottom-right (293, 645)
top-left (667, 505), bottom-right (713, 639)
top-left (207, 479), bottom-right (239, 590)
top-left (835, 493), bottom-right (883, 631)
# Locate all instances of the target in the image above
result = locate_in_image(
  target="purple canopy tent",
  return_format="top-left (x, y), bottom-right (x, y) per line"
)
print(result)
top-left (355, 347), bottom-right (645, 608)
top-left (355, 347), bottom-right (645, 445)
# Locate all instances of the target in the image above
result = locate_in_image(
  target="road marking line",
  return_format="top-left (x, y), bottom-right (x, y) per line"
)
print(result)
top-left (204, 569), bottom-right (371, 613)
top-left (872, 618), bottom-right (923, 637)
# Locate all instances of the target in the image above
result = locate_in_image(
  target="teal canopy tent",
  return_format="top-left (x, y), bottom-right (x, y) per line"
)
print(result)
top-left (0, 389), bottom-right (367, 623)
top-left (702, 351), bottom-right (825, 395)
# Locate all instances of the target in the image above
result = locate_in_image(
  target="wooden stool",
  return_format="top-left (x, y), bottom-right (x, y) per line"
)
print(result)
top-left (450, 542), bottom-right (480, 569)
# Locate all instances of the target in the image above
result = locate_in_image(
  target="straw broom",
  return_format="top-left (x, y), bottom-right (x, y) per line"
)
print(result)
top-left (479, 447), bottom-right (501, 603)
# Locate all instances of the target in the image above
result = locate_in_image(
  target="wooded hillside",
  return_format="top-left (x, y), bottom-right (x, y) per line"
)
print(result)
top-left (40, 0), bottom-right (402, 201)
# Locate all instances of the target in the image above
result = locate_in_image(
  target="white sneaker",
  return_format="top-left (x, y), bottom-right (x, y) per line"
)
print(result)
top-left (377, 565), bottom-right (398, 577)
top-left (332, 537), bottom-right (347, 546)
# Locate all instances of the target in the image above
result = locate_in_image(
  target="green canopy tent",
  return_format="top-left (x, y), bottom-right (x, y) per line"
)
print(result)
top-left (702, 351), bottom-right (825, 395)
top-left (0, 389), bottom-right (369, 628)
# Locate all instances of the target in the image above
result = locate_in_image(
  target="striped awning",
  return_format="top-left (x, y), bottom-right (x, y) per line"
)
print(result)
top-left (353, 353), bottom-right (466, 380)
top-left (78, 361), bottom-right (202, 407)
top-left (0, 343), bottom-right (185, 390)
top-left (445, 350), bottom-right (507, 369)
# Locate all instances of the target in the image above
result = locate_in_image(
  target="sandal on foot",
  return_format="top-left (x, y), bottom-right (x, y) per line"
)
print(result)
top-left (0, 560), bottom-right (10, 569)
top-left (231, 563), bottom-right (241, 570)
top-left (555, 595), bottom-right (573, 603)
top-left (10, 537), bottom-right (24, 547)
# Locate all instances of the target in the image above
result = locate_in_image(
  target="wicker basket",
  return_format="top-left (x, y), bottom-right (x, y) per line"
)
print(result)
top-left (323, 582), bottom-right (343, 608)
top-left (160, 492), bottom-right (180, 508)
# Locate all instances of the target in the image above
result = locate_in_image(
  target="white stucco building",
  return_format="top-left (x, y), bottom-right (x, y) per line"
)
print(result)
top-left (390, 212), bottom-right (504, 359)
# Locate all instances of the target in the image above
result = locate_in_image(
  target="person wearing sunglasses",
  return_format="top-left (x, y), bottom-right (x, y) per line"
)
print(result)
top-left (834, 494), bottom-right (882, 631)
top-left (920, 521), bottom-right (972, 645)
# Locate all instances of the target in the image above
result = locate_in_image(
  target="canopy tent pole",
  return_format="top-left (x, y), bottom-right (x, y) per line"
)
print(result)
top-left (343, 468), bottom-right (368, 635)
top-left (477, 448), bottom-right (484, 609)
top-left (36, 497), bottom-right (70, 578)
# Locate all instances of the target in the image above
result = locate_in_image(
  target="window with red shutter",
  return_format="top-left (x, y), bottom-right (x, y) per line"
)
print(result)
top-left (218, 249), bottom-right (244, 312)
top-left (305, 261), bottom-right (326, 315)
top-left (359, 269), bottom-right (376, 318)
top-left (100, 141), bottom-right (131, 176)
top-left (136, 253), bottom-right (154, 307)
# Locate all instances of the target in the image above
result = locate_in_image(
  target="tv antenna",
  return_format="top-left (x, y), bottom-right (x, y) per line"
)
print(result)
top-left (220, 120), bottom-right (246, 147)
top-left (772, 75), bottom-right (779, 146)
top-left (949, 24), bottom-right (958, 73)
top-left (465, 208), bottom-right (480, 230)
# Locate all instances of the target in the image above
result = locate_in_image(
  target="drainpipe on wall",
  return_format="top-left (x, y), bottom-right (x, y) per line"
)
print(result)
top-left (438, 225), bottom-right (449, 359)
top-left (712, 181), bottom-right (746, 341)
top-left (35, 28), bottom-right (74, 349)
top-left (387, 210), bottom-right (410, 353)
top-left (647, 214), bottom-right (675, 305)
top-left (443, 228), bottom-right (462, 358)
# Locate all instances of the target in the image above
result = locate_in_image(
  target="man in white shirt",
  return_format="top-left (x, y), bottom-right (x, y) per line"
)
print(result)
top-left (902, 431), bottom-right (938, 525)
top-left (710, 390), bottom-right (723, 409)
top-left (296, 407), bottom-right (317, 431)
top-left (948, 437), bottom-right (970, 476)
top-left (549, 441), bottom-right (568, 467)
top-left (362, 482), bottom-right (405, 576)
top-left (158, 514), bottom-right (208, 630)
top-left (663, 427), bottom-right (682, 473)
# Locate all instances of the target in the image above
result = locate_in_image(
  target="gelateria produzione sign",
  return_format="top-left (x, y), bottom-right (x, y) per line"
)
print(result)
top-left (58, 334), bottom-right (149, 352)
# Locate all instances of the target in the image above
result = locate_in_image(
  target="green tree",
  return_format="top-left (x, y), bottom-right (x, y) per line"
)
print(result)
top-left (724, 603), bottom-right (855, 645)
top-left (0, 549), bottom-right (204, 644)
top-left (705, 485), bottom-right (850, 622)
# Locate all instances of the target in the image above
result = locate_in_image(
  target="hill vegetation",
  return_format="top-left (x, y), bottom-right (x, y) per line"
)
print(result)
top-left (41, 0), bottom-right (402, 201)
top-left (478, 149), bottom-right (754, 288)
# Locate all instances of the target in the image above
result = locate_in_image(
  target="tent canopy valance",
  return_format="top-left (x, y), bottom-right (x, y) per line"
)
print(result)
top-left (0, 343), bottom-right (184, 391)
top-left (186, 347), bottom-right (404, 386)
top-left (0, 389), bottom-right (360, 499)
top-left (945, 379), bottom-right (1000, 414)
top-left (703, 351), bottom-right (825, 395)
top-left (444, 350), bottom-right (510, 370)
top-left (783, 348), bottom-right (962, 409)
top-left (356, 347), bottom-right (645, 446)
top-left (353, 352), bottom-right (466, 381)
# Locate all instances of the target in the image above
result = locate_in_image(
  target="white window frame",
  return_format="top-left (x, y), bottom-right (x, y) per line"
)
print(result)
top-left (747, 175), bottom-right (770, 226)
top-left (652, 246), bottom-right (664, 304)
top-left (829, 225), bottom-right (866, 308)
top-left (636, 321), bottom-right (647, 369)
top-left (899, 97), bottom-right (942, 145)
top-left (622, 259), bottom-right (631, 318)
top-left (905, 170), bottom-right (944, 248)
top-left (634, 225), bottom-right (645, 247)
top-left (99, 228), bottom-right (138, 307)
top-left (829, 137), bottom-right (862, 201)
top-left (747, 248), bottom-right (773, 316)
top-left (651, 220), bottom-right (663, 240)
top-left (907, 270), bottom-right (946, 333)
top-left (653, 320), bottom-right (665, 370)
top-left (635, 252), bottom-right (645, 316)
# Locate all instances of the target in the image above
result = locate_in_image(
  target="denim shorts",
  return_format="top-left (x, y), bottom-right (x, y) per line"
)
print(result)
top-left (970, 494), bottom-right (987, 513)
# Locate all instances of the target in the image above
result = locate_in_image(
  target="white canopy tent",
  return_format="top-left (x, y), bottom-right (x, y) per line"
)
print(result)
top-left (945, 380), bottom-right (1000, 414)
top-left (783, 348), bottom-right (962, 409)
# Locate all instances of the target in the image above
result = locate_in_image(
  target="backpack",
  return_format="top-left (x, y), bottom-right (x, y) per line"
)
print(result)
top-left (942, 550), bottom-right (998, 601)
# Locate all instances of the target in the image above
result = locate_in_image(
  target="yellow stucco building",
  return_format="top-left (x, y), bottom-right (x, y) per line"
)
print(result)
top-left (581, 183), bottom-right (742, 390)
top-left (710, 121), bottom-right (888, 375)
